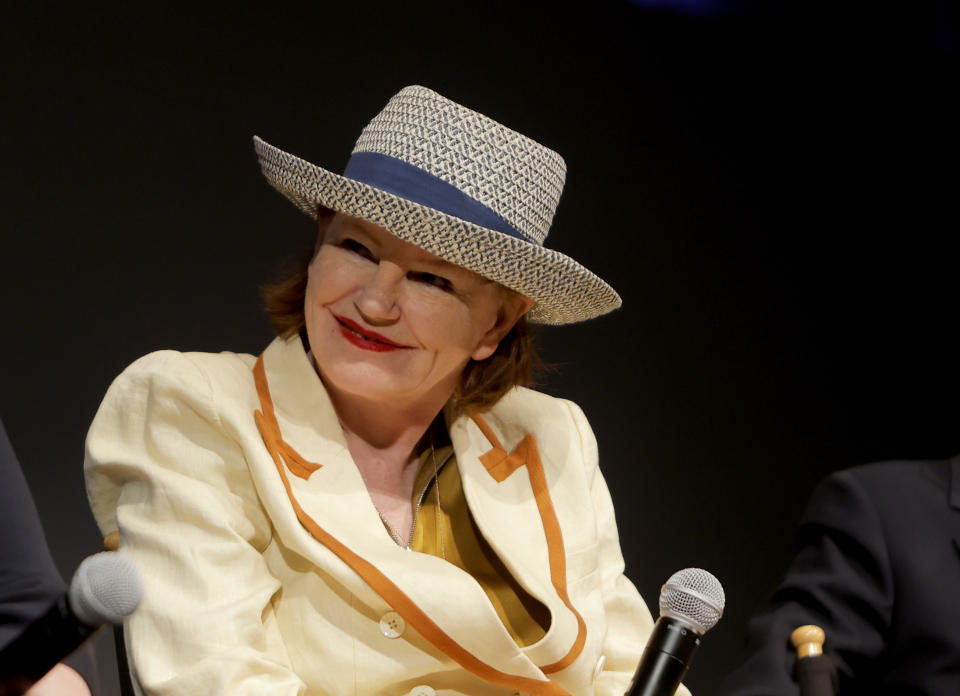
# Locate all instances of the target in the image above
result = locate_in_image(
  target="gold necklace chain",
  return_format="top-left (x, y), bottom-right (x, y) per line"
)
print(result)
top-left (431, 431), bottom-right (445, 560)
top-left (377, 508), bottom-right (409, 547)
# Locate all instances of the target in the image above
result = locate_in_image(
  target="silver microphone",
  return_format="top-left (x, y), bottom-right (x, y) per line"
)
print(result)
top-left (69, 551), bottom-right (143, 626)
top-left (628, 568), bottom-right (725, 696)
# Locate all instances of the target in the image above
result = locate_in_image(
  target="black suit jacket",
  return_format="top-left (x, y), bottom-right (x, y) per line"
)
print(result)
top-left (719, 456), bottom-right (960, 696)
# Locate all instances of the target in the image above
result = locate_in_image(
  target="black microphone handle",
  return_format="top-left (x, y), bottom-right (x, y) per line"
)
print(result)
top-left (0, 594), bottom-right (96, 696)
top-left (628, 616), bottom-right (701, 696)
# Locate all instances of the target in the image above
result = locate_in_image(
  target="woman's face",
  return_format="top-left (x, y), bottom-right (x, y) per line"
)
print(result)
top-left (304, 213), bottom-right (530, 411)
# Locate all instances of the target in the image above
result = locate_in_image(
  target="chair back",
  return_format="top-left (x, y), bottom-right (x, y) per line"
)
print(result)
top-left (103, 533), bottom-right (135, 696)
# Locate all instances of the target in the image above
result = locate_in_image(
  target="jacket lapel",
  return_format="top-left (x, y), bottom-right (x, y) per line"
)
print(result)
top-left (451, 412), bottom-right (586, 671)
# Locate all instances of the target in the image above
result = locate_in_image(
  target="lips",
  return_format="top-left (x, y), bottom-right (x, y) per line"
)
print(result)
top-left (333, 313), bottom-right (412, 350)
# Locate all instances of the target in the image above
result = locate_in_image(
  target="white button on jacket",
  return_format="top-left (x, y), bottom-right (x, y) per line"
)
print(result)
top-left (379, 611), bottom-right (406, 639)
top-left (407, 686), bottom-right (435, 696)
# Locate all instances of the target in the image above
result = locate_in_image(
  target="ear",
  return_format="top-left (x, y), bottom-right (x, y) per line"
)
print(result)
top-left (471, 293), bottom-right (536, 361)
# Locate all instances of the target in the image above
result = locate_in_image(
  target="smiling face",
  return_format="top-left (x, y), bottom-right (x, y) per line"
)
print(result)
top-left (304, 213), bottom-right (532, 413)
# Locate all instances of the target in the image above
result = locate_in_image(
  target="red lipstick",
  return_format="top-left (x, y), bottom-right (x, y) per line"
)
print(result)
top-left (333, 314), bottom-right (411, 352)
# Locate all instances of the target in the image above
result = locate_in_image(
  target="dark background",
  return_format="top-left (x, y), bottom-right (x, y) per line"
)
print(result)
top-left (1, 2), bottom-right (957, 693)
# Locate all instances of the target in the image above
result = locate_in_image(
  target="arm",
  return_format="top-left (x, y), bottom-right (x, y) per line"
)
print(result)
top-left (566, 403), bottom-right (691, 696)
top-left (84, 351), bottom-right (306, 696)
top-left (718, 470), bottom-right (893, 695)
top-left (0, 417), bottom-right (97, 695)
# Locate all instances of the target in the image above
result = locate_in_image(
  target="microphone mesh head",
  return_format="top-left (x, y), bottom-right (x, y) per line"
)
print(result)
top-left (659, 568), bottom-right (725, 634)
top-left (68, 552), bottom-right (143, 626)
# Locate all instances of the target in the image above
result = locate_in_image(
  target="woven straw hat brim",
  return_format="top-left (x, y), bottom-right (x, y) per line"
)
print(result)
top-left (255, 137), bottom-right (621, 325)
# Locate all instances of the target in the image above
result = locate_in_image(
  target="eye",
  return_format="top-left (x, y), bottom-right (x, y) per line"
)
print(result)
top-left (339, 238), bottom-right (376, 261)
top-left (408, 271), bottom-right (454, 292)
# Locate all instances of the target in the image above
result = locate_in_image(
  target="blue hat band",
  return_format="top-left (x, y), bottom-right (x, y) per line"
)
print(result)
top-left (343, 152), bottom-right (527, 242)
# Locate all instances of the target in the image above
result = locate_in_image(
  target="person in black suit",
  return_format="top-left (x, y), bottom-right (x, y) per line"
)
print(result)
top-left (0, 416), bottom-right (98, 695)
top-left (719, 455), bottom-right (960, 696)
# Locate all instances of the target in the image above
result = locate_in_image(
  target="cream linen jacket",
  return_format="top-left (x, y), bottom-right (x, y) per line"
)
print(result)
top-left (85, 335), bottom-right (686, 696)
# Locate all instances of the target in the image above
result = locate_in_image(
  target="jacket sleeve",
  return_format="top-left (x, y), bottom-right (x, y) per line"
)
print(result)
top-left (717, 470), bottom-right (893, 696)
top-left (84, 351), bottom-right (306, 696)
top-left (565, 402), bottom-right (691, 696)
top-left (1, 417), bottom-right (99, 693)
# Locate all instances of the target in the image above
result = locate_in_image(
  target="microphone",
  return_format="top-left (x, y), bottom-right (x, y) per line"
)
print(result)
top-left (0, 552), bottom-right (142, 695)
top-left (627, 568), bottom-right (725, 696)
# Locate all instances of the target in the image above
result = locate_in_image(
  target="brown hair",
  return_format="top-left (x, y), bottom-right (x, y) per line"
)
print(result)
top-left (260, 217), bottom-right (544, 415)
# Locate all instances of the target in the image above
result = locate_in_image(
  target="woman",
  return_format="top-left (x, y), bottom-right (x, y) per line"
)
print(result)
top-left (85, 86), bottom-right (678, 696)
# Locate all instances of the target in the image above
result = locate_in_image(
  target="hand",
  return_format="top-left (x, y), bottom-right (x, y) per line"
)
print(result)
top-left (24, 664), bottom-right (91, 696)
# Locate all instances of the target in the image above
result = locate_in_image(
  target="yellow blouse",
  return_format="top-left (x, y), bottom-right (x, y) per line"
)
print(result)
top-left (401, 445), bottom-right (552, 647)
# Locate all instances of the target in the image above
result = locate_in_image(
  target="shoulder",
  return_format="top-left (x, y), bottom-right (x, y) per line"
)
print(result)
top-left (88, 347), bottom-right (265, 462)
top-left (86, 347), bottom-right (261, 473)
top-left (801, 456), bottom-right (957, 560)
top-left (487, 385), bottom-right (591, 423)
top-left (108, 348), bottom-right (257, 391)
top-left (482, 386), bottom-right (595, 445)
top-left (95, 349), bottom-right (258, 417)
top-left (85, 348), bottom-right (264, 538)
top-left (814, 457), bottom-right (952, 515)
top-left (845, 457), bottom-right (951, 494)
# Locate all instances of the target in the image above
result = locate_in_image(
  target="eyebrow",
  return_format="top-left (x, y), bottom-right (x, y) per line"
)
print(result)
top-left (416, 256), bottom-right (456, 271)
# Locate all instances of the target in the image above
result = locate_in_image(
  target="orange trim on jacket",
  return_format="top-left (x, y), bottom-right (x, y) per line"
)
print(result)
top-left (253, 359), bottom-right (322, 480)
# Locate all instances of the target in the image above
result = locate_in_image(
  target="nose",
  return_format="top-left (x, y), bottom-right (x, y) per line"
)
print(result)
top-left (354, 261), bottom-right (403, 324)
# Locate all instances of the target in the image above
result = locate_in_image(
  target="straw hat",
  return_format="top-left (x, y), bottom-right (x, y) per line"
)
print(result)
top-left (253, 85), bottom-right (621, 324)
